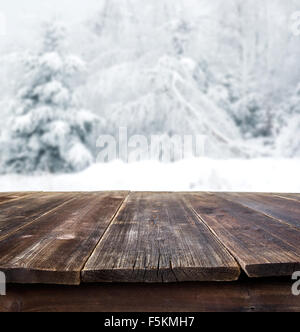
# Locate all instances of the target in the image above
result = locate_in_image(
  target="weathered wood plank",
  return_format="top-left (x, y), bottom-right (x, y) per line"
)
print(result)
top-left (0, 192), bottom-right (34, 205)
top-left (1, 280), bottom-right (298, 312)
top-left (0, 192), bottom-right (128, 285)
top-left (185, 193), bottom-right (300, 278)
top-left (272, 193), bottom-right (300, 203)
top-left (217, 192), bottom-right (300, 230)
top-left (82, 192), bottom-right (240, 283)
top-left (0, 193), bottom-right (76, 241)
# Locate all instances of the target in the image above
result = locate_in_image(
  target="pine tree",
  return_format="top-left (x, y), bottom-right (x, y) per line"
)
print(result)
top-left (0, 22), bottom-right (100, 174)
top-left (232, 92), bottom-right (272, 138)
top-left (276, 83), bottom-right (300, 157)
top-left (108, 55), bottom-right (243, 159)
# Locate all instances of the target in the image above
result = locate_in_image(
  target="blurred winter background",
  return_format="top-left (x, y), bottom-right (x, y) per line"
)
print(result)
top-left (0, 0), bottom-right (300, 192)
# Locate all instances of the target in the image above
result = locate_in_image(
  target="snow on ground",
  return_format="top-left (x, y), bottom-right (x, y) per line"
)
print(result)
top-left (0, 158), bottom-right (299, 193)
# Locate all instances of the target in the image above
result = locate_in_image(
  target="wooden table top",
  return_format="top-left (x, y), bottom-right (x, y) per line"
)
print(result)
top-left (0, 191), bottom-right (299, 285)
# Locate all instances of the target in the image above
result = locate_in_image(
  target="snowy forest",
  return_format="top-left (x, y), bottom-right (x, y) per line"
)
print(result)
top-left (0, 0), bottom-right (300, 192)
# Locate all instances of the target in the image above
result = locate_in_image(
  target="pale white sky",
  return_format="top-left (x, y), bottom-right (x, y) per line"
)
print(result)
top-left (0, 0), bottom-right (101, 49)
top-left (0, 0), bottom-right (100, 23)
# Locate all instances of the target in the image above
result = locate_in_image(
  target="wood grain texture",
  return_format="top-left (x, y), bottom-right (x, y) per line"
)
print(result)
top-left (0, 192), bottom-right (76, 241)
top-left (185, 193), bottom-right (300, 278)
top-left (272, 193), bottom-right (300, 202)
top-left (0, 192), bottom-right (34, 205)
top-left (217, 192), bottom-right (300, 230)
top-left (0, 192), bottom-right (128, 285)
top-left (1, 280), bottom-right (299, 312)
top-left (82, 192), bottom-right (240, 283)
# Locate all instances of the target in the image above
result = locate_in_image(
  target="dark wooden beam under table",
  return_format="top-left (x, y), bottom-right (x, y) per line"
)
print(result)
top-left (0, 279), bottom-right (298, 312)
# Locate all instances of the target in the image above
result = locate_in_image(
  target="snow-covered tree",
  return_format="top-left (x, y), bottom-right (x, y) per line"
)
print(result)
top-left (232, 93), bottom-right (273, 138)
top-left (107, 56), bottom-right (245, 159)
top-left (0, 22), bottom-right (100, 174)
top-left (273, 83), bottom-right (300, 135)
top-left (2, 0), bottom-right (300, 164)
top-left (287, 83), bottom-right (300, 116)
top-left (277, 114), bottom-right (300, 158)
top-left (275, 83), bottom-right (300, 157)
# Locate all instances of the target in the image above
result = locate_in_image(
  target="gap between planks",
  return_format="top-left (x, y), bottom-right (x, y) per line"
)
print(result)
top-left (82, 192), bottom-right (240, 283)
top-left (79, 192), bottom-right (130, 279)
top-left (0, 193), bottom-right (35, 206)
top-left (1, 191), bottom-right (300, 285)
top-left (185, 192), bottom-right (300, 278)
top-left (0, 193), bottom-right (78, 242)
top-left (0, 192), bottom-right (130, 285)
top-left (214, 192), bottom-right (300, 231)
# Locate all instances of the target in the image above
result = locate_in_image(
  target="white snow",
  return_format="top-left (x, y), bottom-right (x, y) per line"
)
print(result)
top-left (40, 52), bottom-right (63, 72)
top-left (0, 0), bottom-right (300, 188)
top-left (277, 115), bottom-right (300, 158)
top-left (0, 158), bottom-right (299, 193)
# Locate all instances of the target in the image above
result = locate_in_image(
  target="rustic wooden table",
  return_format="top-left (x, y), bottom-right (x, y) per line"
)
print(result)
top-left (0, 192), bottom-right (299, 312)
